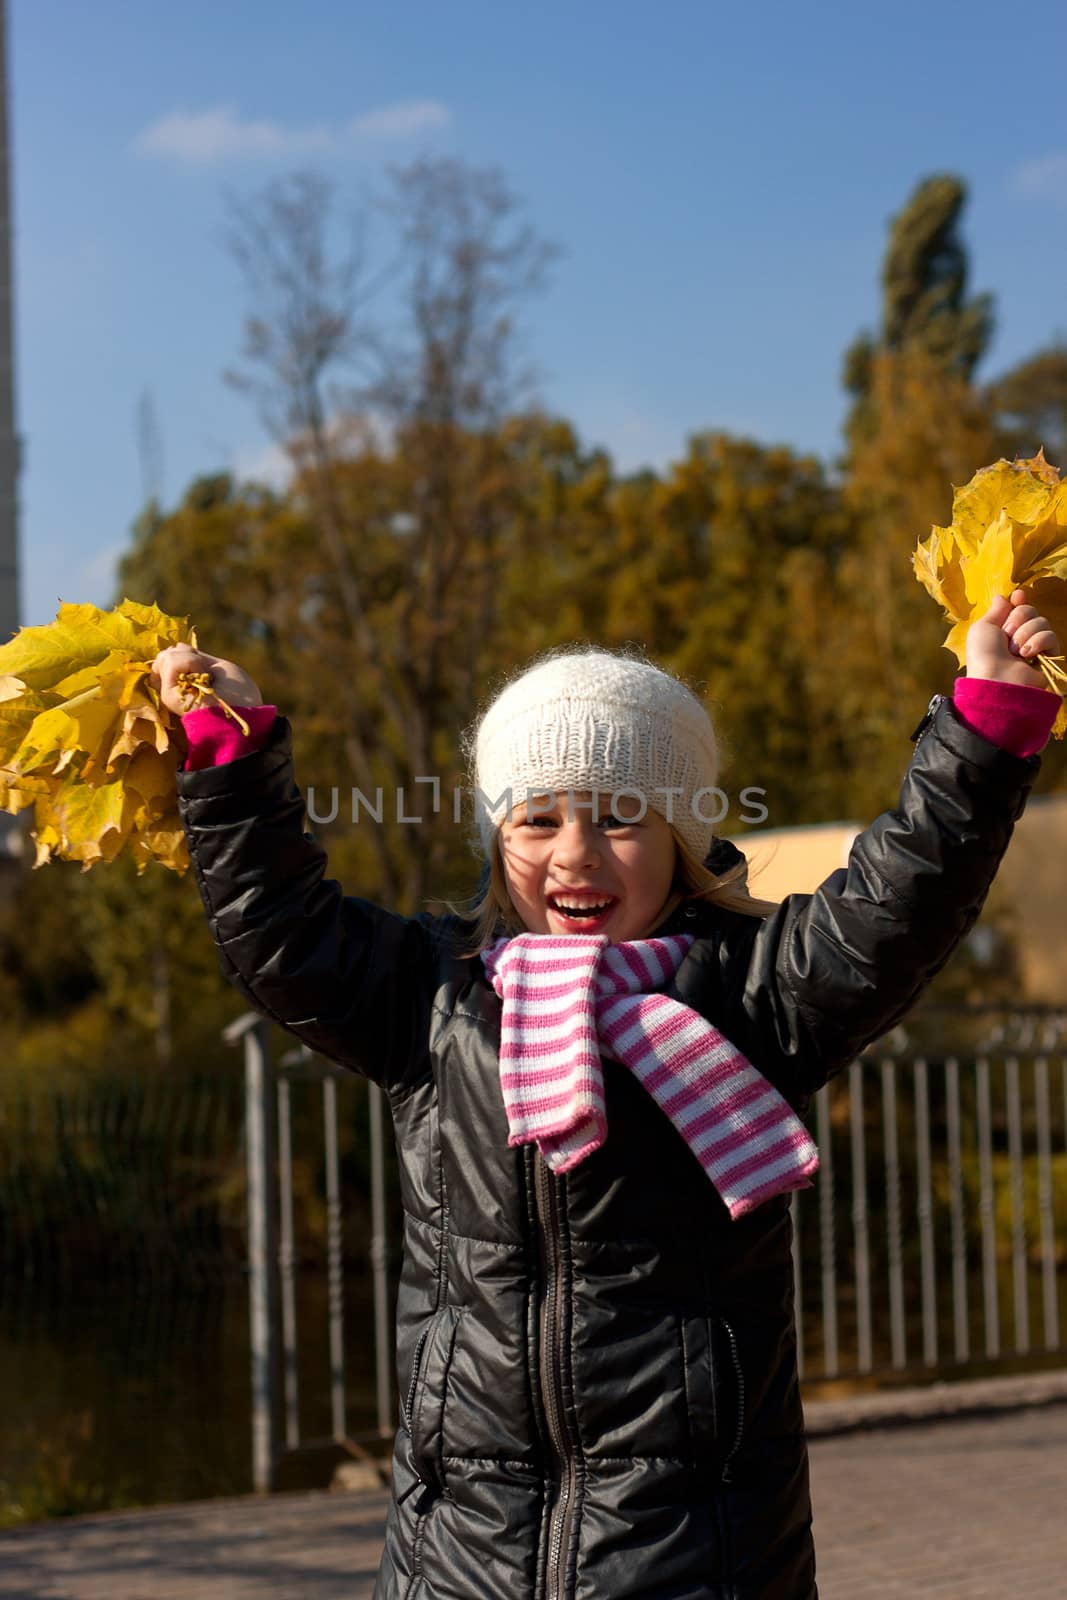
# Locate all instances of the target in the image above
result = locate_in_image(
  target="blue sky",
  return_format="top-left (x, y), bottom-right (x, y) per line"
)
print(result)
top-left (11, 0), bottom-right (1067, 628)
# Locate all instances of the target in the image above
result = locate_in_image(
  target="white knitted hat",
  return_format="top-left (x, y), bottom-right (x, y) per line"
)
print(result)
top-left (472, 650), bottom-right (720, 859)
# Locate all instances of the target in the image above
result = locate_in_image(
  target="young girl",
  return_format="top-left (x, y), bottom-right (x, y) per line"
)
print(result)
top-left (154, 590), bottom-right (1060, 1600)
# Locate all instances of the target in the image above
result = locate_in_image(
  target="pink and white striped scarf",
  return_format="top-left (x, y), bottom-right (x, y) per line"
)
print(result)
top-left (481, 932), bottom-right (818, 1220)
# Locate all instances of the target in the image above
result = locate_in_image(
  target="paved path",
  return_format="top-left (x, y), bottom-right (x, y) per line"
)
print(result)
top-left (810, 1405), bottom-right (1067, 1598)
top-left (2, 1404), bottom-right (1066, 1598)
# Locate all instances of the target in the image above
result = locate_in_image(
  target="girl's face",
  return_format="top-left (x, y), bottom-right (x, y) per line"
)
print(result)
top-left (499, 791), bottom-right (677, 942)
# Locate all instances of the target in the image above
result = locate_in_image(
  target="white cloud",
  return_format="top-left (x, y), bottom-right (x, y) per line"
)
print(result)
top-left (232, 440), bottom-right (293, 492)
top-left (134, 100), bottom-right (452, 169)
top-left (134, 107), bottom-right (332, 166)
top-left (1013, 152), bottom-right (1067, 203)
top-left (349, 99), bottom-right (451, 139)
top-left (231, 413), bottom-right (395, 489)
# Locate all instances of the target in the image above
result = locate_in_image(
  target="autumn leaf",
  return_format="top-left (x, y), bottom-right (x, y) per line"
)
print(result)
top-left (36, 778), bottom-right (130, 869)
top-left (0, 598), bottom-right (199, 871)
top-left (0, 769), bottom-right (56, 815)
top-left (913, 452), bottom-right (1067, 736)
top-left (0, 682), bottom-right (59, 733)
top-left (8, 684), bottom-right (123, 777)
top-left (124, 744), bottom-right (179, 824)
top-left (113, 598), bottom-right (192, 646)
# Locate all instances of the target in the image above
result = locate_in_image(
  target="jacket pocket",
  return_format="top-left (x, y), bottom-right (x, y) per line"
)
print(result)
top-left (403, 1304), bottom-right (463, 1496)
top-left (680, 1313), bottom-right (745, 1482)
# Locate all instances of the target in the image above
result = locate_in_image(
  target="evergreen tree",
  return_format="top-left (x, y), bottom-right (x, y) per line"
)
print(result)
top-left (843, 175), bottom-right (994, 452)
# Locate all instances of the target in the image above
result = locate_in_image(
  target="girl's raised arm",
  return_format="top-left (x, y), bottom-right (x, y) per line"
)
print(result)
top-left (694, 592), bottom-right (1061, 1100)
top-left (153, 647), bottom-right (441, 1091)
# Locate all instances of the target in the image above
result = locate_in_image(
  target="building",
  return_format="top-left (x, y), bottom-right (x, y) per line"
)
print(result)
top-left (730, 793), bottom-right (1067, 1005)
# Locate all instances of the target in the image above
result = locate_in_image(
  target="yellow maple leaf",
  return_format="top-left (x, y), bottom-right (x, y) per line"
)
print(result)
top-left (1, 769), bottom-right (56, 814)
top-left (106, 708), bottom-right (170, 768)
top-left (914, 521), bottom-right (972, 621)
top-left (0, 598), bottom-right (200, 871)
top-left (8, 684), bottom-right (122, 777)
top-left (35, 778), bottom-right (131, 870)
top-left (114, 598), bottom-right (194, 648)
top-left (0, 610), bottom-right (122, 690)
top-left (0, 684), bottom-right (60, 756)
top-left (960, 509), bottom-right (1016, 616)
top-left (128, 818), bottom-right (188, 874)
top-left (913, 453), bottom-right (1067, 737)
top-left (947, 449), bottom-right (1065, 555)
top-left (124, 744), bottom-right (181, 825)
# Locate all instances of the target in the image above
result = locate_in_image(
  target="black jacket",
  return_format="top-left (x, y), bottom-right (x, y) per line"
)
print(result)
top-left (176, 695), bottom-right (1038, 1600)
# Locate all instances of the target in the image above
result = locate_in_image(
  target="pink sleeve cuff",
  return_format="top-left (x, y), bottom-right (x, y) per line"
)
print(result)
top-left (953, 677), bottom-right (1060, 758)
top-left (181, 704), bottom-right (278, 771)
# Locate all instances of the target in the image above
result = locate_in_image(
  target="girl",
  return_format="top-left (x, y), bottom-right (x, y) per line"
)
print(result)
top-left (154, 590), bottom-right (1060, 1600)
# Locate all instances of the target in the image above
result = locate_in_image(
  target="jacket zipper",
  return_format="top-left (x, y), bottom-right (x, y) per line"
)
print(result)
top-left (535, 1155), bottom-right (578, 1600)
top-left (396, 1325), bottom-right (437, 1513)
top-left (401, 1325), bottom-right (431, 1437)
top-left (398, 1154), bottom-right (453, 1516)
top-left (719, 1317), bottom-right (745, 1485)
top-left (910, 692), bottom-right (945, 746)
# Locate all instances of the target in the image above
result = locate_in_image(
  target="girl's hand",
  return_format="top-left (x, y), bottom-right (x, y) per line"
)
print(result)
top-left (150, 644), bottom-right (264, 717)
top-left (966, 589), bottom-right (1062, 689)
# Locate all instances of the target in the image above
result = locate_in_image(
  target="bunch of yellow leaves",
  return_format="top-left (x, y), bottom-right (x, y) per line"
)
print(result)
top-left (913, 451), bottom-right (1067, 738)
top-left (0, 599), bottom-right (236, 872)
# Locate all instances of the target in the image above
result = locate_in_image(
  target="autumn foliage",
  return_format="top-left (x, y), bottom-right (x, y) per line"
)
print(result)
top-left (3, 163), bottom-right (1066, 1067)
top-left (913, 452), bottom-right (1067, 732)
top-left (0, 600), bottom-right (194, 870)
top-left (5, 437), bottom-right (1066, 876)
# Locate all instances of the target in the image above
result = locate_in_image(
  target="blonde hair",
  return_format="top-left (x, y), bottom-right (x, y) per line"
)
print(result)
top-left (455, 826), bottom-right (777, 954)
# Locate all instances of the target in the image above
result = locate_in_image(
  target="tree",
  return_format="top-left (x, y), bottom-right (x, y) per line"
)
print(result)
top-left (827, 174), bottom-right (1063, 814)
top-left (987, 343), bottom-right (1067, 467)
top-left (843, 176), bottom-right (994, 453)
top-left (220, 160), bottom-right (556, 910)
top-left (583, 432), bottom-right (851, 827)
top-left (116, 416), bottom-right (618, 913)
top-left (836, 349), bottom-right (1001, 811)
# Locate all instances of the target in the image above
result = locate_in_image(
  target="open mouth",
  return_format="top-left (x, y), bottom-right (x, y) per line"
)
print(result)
top-left (547, 894), bottom-right (618, 923)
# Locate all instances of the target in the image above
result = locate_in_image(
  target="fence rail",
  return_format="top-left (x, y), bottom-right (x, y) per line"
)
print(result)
top-left (794, 1041), bottom-right (1067, 1383)
top-left (0, 1069), bottom-right (248, 1286)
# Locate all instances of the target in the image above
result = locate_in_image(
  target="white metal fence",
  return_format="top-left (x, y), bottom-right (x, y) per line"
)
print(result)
top-left (10, 1006), bottom-right (1058, 1492)
top-left (233, 1005), bottom-right (1067, 1489)
top-left (792, 1019), bottom-right (1067, 1383)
